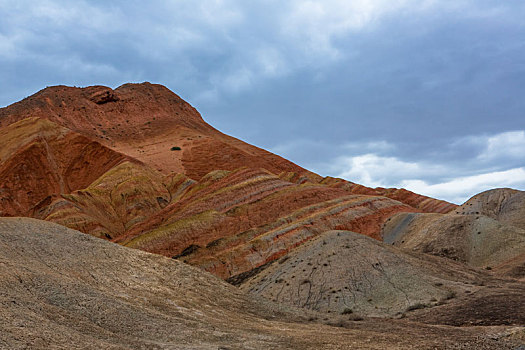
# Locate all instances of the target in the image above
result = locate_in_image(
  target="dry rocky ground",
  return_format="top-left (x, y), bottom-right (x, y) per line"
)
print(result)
top-left (382, 188), bottom-right (525, 278)
top-left (1, 218), bottom-right (524, 349)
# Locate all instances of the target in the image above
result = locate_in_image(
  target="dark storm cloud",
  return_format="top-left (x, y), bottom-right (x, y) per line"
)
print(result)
top-left (1, 0), bottom-right (524, 203)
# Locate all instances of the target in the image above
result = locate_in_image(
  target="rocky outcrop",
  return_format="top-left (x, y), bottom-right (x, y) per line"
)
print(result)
top-left (88, 87), bottom-right (120, 104)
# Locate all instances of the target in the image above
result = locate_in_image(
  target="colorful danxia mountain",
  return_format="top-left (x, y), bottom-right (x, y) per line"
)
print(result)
top-left (1, 83), bottom-right (523, 349)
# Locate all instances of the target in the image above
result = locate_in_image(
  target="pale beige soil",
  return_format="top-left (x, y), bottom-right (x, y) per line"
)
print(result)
top-left (1, 218), bottom-right (522, 349)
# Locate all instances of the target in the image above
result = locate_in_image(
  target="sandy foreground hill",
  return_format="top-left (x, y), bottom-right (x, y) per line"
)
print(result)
top-left (1, 218), bottom-right (523, 349)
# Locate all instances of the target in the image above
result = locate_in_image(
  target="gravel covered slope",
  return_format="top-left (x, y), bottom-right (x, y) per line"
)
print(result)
top-left (0, 217), bottom-right (317, 349)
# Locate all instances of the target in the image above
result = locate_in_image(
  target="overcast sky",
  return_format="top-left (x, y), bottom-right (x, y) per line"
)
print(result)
top-left (1, 0), bottom-right (524, 204)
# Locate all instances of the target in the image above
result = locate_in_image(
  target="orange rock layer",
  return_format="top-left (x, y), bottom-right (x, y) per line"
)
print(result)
top-left (0, 118), bottom-right (128, 216)
top-left (320, 176), bottom-right (456, 214)
top-left (0, 84), bottom-right (456, 279)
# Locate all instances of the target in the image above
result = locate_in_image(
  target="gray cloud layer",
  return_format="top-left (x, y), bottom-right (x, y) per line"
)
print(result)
top-left (1, 0), bottom-right (524, 203)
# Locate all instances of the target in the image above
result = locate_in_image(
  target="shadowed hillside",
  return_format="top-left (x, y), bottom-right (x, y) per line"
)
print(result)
top-left (0, 117), bottom-right (129, 217)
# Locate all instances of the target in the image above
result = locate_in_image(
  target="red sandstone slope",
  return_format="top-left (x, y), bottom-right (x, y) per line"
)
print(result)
top-left (112, 167), bottom-right (416, 278)
top-left (0, 83), bottom-right (457, 279)
top-left (0, 83), bottom-right (316, 180)
top-left (0, 117), bottom-right (129, 216)
top-left (319, 176), bottom-right (456, 214)
top-left (0, 122), bottom-right (416, 277)
top-left (0, 83), bottom-right (456, 213)
top-left (21, 155), bottom-right (416, 278)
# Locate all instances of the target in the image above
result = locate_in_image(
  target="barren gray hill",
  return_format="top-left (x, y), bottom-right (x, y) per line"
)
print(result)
top-left (455, 188), bottom-right (525, 230)
top-left (382, 212), bottom-right (525, 273)
top-left (237, 229), bottom-right (525, 331)
top-left (238, 230), bottom-right (485, 317)
top-left (1, 218), bottom-right (523, 349)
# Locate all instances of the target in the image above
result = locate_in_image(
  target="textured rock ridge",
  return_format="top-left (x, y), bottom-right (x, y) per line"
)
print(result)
top-left (381, 189), bottom-right (525, 277)
top-left (320, 176), bottom-right (457, 214)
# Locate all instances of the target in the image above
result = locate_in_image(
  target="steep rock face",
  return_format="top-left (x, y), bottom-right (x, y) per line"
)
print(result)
top-left (0, 118), bottom-right (128, 216)
top-left (0, 83), bottom-right (315, 180)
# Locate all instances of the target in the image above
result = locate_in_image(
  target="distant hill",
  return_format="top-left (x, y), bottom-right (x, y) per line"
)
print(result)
top-left (382, 188), bottom-right (525, 279)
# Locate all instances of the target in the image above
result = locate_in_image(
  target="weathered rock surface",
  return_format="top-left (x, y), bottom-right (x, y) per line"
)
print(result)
top-left (454, 188), bottom-right (525, 229)
top-left (0, 83), bottom-right (316, 180)
top-left (320, 176), bottom-right (457, 214)
top-left (115, 168), bottom-right (417, 278)
top-left (0, 116), bottom-right (421, 278)
top-left (0, 83), bottom-right (456, 212)
top-left (34, 161), bottom-right (195, 240)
